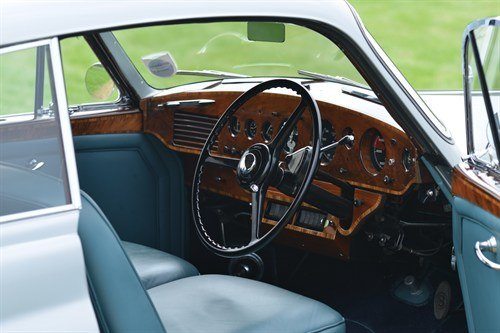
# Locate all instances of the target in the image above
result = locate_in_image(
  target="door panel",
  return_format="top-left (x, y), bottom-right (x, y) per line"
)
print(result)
top-left (1, 211), bottom-right (98, 332)
top-left (0, 137), bottom-right (64, 178)
top-left (73, 133), bottom-right (188, 257)
top-left (452, 165), bottom-right (500, 332)
top-left (0, 39), bottom-right (98, 331)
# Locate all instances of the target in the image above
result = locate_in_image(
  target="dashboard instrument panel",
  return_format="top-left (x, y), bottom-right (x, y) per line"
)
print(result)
top-left (71, 83), bottom-right (429, 260)
top-left (142, 89), bottom-right (423, 195)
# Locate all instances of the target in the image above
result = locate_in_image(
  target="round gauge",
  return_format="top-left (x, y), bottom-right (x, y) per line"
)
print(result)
top-left (262, 121), bottom-right (273, 142)
top-left (229, 116), bottom-right (240, 137)
top-left (360, 129), bottom-right (386, 175)
top-left (321, 121), bottom-right (336, 165)
top-left (280, 121), bottom-right (298, 154)
top-left (370, 133), bottom-right (386, 171)
top-left (245, 119), bottom-right (257, 139)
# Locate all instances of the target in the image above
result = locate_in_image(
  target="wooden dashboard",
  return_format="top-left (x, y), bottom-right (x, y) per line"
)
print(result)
top-left (141, 89), bottom-right (424, 195)
top-left (72, 83), bottom-right (430, 259)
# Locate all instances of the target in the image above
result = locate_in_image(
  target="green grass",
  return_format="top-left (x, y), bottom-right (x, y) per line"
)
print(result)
top-left (1, 1), bottom-right (498, 116)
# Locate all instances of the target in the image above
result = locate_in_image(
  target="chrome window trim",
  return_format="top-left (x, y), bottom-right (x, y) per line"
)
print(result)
top-left (49, 37), bottom-right (81, 210)
top-left (462, 17), bottom-right (500, 162)
top-left (0, 204), bottom-right (81, 224)
top-left (0, 39), bottom-right (51, 55)
top-left (0, 38), bottom-right (81, 224)
top-left (100, 32), bottom-right (156, 98)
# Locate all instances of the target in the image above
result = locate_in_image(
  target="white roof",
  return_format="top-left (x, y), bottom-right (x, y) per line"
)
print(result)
top-left (1, 0), bottom-right (360, 46)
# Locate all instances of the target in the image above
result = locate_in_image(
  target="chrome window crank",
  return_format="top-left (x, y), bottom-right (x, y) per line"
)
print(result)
top-left (475, 236), bottom-right (500, 270)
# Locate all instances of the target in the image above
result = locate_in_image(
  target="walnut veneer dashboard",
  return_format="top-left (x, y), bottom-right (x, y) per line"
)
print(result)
top-left (73, 81), bottom-right (430, 259)
top-left (142, 87), bottom-right (423, 195)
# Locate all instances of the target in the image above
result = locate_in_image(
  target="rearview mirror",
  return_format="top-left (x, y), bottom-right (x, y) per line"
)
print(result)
top-left (84, 63), bottom-right (116, 101)
top-left (247, 22), bottom-right (285, 43)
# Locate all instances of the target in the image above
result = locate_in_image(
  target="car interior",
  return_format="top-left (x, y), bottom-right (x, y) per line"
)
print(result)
top-left (0, 20), bottom-right (472, 333)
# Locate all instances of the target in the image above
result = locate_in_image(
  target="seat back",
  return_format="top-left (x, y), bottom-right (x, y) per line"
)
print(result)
top-left (78, 192), bottom-right (166, 332)
top-left (0, 163), bottom-right (164, 331)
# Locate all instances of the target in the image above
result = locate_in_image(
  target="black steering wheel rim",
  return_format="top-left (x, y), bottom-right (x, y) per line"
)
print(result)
top-left (192, 79), bottom-right (322, 258)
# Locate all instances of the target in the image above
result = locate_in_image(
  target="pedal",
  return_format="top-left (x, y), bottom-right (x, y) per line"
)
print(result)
top-left (391, 275), bottom-right (432, 307)
top-left (434, 281), bottom-right (451, 320)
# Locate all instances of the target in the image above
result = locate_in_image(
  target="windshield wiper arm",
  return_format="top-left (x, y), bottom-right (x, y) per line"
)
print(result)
top-left (176, 69), bottom-right (249, 79)
top-left (297, 69), bottom-right (370, 90)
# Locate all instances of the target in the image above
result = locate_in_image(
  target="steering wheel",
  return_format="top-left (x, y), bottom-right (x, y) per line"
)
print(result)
top-left (192, 79), bottom-right (322, 258)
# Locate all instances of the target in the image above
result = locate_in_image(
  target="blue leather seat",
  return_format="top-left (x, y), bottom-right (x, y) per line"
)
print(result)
top-left (149, 274), bottom-right (345, 333)
top-left (0, 162), bottom-right (344, 332)
top-left (78, 191), bottom-right (345, 333)
top-left (122, 241), bottom-right (199, 289)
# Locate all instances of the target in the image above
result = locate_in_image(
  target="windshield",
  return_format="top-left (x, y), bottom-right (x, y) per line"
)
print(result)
top-left (113, 21), bottom-right (367, 89)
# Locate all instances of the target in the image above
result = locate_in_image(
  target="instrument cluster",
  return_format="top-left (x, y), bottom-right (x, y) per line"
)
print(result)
top-left (220, 109), bottom-right (418, 195)
top-left (225, 113), bottom-right (413, 179)
top-left (228, 115), bottom-right (337, 157)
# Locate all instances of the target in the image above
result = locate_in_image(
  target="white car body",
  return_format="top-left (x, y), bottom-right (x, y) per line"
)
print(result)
top-left (0, 1), bottom-right (496, 331)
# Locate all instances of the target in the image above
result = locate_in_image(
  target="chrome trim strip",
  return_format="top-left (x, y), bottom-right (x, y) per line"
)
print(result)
top-left (49, 37), bottom-right (81, 210)
top-left (0, 204), bottom-right (80, 224)
top-left (100, 32), bottom-right (156, 98)
top-left (0, 39), bottom-right (51, 55)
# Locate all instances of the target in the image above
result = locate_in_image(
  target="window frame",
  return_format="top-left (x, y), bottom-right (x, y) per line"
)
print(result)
top-left (60, 35), bottom-right (135, 118)
top-left (463, 17), bottom-right (500, 169)
top-left (0, 38), bottom-right (81, 223)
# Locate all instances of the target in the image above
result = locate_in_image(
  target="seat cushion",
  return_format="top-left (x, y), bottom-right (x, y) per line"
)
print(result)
top-left (148, 274), bottom-right (345, 333)
top-left (122, 241), bottom-right (199, 290)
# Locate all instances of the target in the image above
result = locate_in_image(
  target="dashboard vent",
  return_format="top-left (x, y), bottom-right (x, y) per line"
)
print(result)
top-left (173, 110), bottom-right (218, 150)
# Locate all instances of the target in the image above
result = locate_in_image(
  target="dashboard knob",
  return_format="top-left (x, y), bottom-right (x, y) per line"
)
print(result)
top-left (383, 175), bottom-right (394, 184)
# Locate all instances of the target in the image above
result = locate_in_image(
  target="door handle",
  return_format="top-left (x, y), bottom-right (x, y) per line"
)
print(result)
top-left (27, 158), bottom-right (45, 171)
top-left (475, 236), bottom-right (500, 270)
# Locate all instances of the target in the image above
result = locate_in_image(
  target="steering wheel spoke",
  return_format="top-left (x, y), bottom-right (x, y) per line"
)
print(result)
top-left (269, 98), bottom-right (307, 153)
top-left (206, 153), bottom-right (239, 170)
top-left (250, 185), bottom-right (268, 242)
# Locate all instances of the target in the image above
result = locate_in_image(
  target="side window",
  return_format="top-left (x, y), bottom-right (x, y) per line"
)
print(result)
top-left (0, 43), bottom-right (71, 218)
top-left (60, 37), bottom-right (120, 106)
top-left (0, 47), bottom-right (54, 119)
top-left (466, 25), bottom-right (499, 166)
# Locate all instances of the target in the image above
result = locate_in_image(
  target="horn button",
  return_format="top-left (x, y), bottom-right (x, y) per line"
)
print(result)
top-left (236, 143), bottom-right (271, 187)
